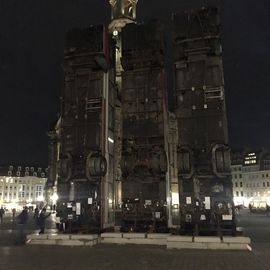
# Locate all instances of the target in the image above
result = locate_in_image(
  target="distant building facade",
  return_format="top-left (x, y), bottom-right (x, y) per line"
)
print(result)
top-left (231, 150), bottom-right (270, 207)
top-left (0, 165), bottom-right (47, 209)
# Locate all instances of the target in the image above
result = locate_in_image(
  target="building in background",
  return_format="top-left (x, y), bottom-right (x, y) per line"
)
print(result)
top-left (0, 165), bottom-right (47, 210)
top-left (231, 150), bottom-right (270, 208)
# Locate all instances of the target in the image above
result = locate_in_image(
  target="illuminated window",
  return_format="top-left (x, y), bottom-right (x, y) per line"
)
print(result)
top-left (35, 185), bottom-right (43, 198)
top-left (19, 184), bottom-right (25, 200)
top-left (244, 153), bottom-right (257, 165)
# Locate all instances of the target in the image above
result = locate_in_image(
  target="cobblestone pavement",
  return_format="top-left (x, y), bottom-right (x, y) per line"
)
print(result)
top-left (0, 243), bottom-right (270, 270)
top-left (0, 210), bottom-right (269, 270)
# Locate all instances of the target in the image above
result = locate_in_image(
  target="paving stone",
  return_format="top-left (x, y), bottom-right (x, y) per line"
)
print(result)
top-left (101, 232), bottom-right (123, 238)
top-left (194, 236), bottom-right (221, 243)
top-left (123, 233), bottom-right (146, 239)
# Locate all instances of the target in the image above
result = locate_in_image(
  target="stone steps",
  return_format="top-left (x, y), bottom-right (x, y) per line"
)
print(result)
top-left (167, 235), bottom-right (251, 250)
top-left (27, 233), bottom-right (252, 250)
top-left (26, 234), bottom-right (99, 246)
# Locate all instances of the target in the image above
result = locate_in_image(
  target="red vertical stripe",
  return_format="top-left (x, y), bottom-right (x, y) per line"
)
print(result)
top-left (103, 25), bottom-right (109, 63)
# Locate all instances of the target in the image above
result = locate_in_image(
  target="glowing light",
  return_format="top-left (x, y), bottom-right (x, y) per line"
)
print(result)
top-left (108, 137), bottom-right (114, 143)
top-left (37, 195), bottom-right (44, 202)
top-left (50, 193), bottom-right (59, 204)
top-left (172, 192), bottom-right (179, 205)
top-left (7, 202), bottom-right (19, 210)
top-left (113, 30), bottom-right (118, 37)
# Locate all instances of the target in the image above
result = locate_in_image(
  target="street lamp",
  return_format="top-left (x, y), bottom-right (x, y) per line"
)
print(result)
top-left (50, 193), bottom-right (59, 205)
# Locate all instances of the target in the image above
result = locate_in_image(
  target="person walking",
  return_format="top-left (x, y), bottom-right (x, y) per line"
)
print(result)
top-left (12, 208), bottom-right (16, 221)
top-left (0, 207), bottom-right (5, 224)
top-left (33, 207), bottom-right (39, 220)
top-left (16, 207), bottom-right (29, 244)
top-left (37, 208), bottom-right (51, 234)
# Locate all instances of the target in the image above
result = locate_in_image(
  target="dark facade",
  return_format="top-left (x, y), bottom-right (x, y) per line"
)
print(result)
top-left (173, 7), bottom-right (234, 233)
top-left (120, 21), bottom-right (169, 232)
top-left (49, 25), bottom-right (117, 231)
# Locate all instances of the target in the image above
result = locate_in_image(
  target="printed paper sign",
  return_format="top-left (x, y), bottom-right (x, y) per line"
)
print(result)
top-left (67, 202), bottom-right (72, 208)
top-left (186, 197), bottom-right (192, 204)
top-left (200, 215), bottom-right (206, 221)
top-left (205, 197), bottom-right (211, 210)
top-left (145, 200), bottom-right (152, 206)
top-left (88, 198), bottom-right (93, 205)
top-left (76, 202), bottom-right (81, 215)
top-left (222, 215), bottom-right (232, 220)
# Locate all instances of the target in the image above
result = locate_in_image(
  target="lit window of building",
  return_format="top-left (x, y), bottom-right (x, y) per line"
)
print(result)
top-left (0, 165), bottom-right (47, 210)
top-left (231, 150), bottom-right (270, 207)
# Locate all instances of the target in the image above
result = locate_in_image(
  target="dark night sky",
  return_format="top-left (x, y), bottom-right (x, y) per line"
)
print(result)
top-left (0, 0), bottom-right (269, 166)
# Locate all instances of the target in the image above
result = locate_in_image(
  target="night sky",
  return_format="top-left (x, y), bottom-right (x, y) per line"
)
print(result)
top-left (0, 0), bottom-right (269, 166)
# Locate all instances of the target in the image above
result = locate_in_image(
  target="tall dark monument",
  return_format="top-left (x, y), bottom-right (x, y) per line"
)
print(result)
top-left (173, 8), bottom-right (234, 233)
top-left (47, 26), bottom-right (117, 231)
top-left (47, 4), bottom-right (234, 234)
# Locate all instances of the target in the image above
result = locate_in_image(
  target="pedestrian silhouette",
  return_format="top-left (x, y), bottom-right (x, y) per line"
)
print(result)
top-left (0, 207), bottom-right (5, 224)
top-left (16, 207), bottom-right (29, 244)
top-left (37, 208), bottom-right (51, 234)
